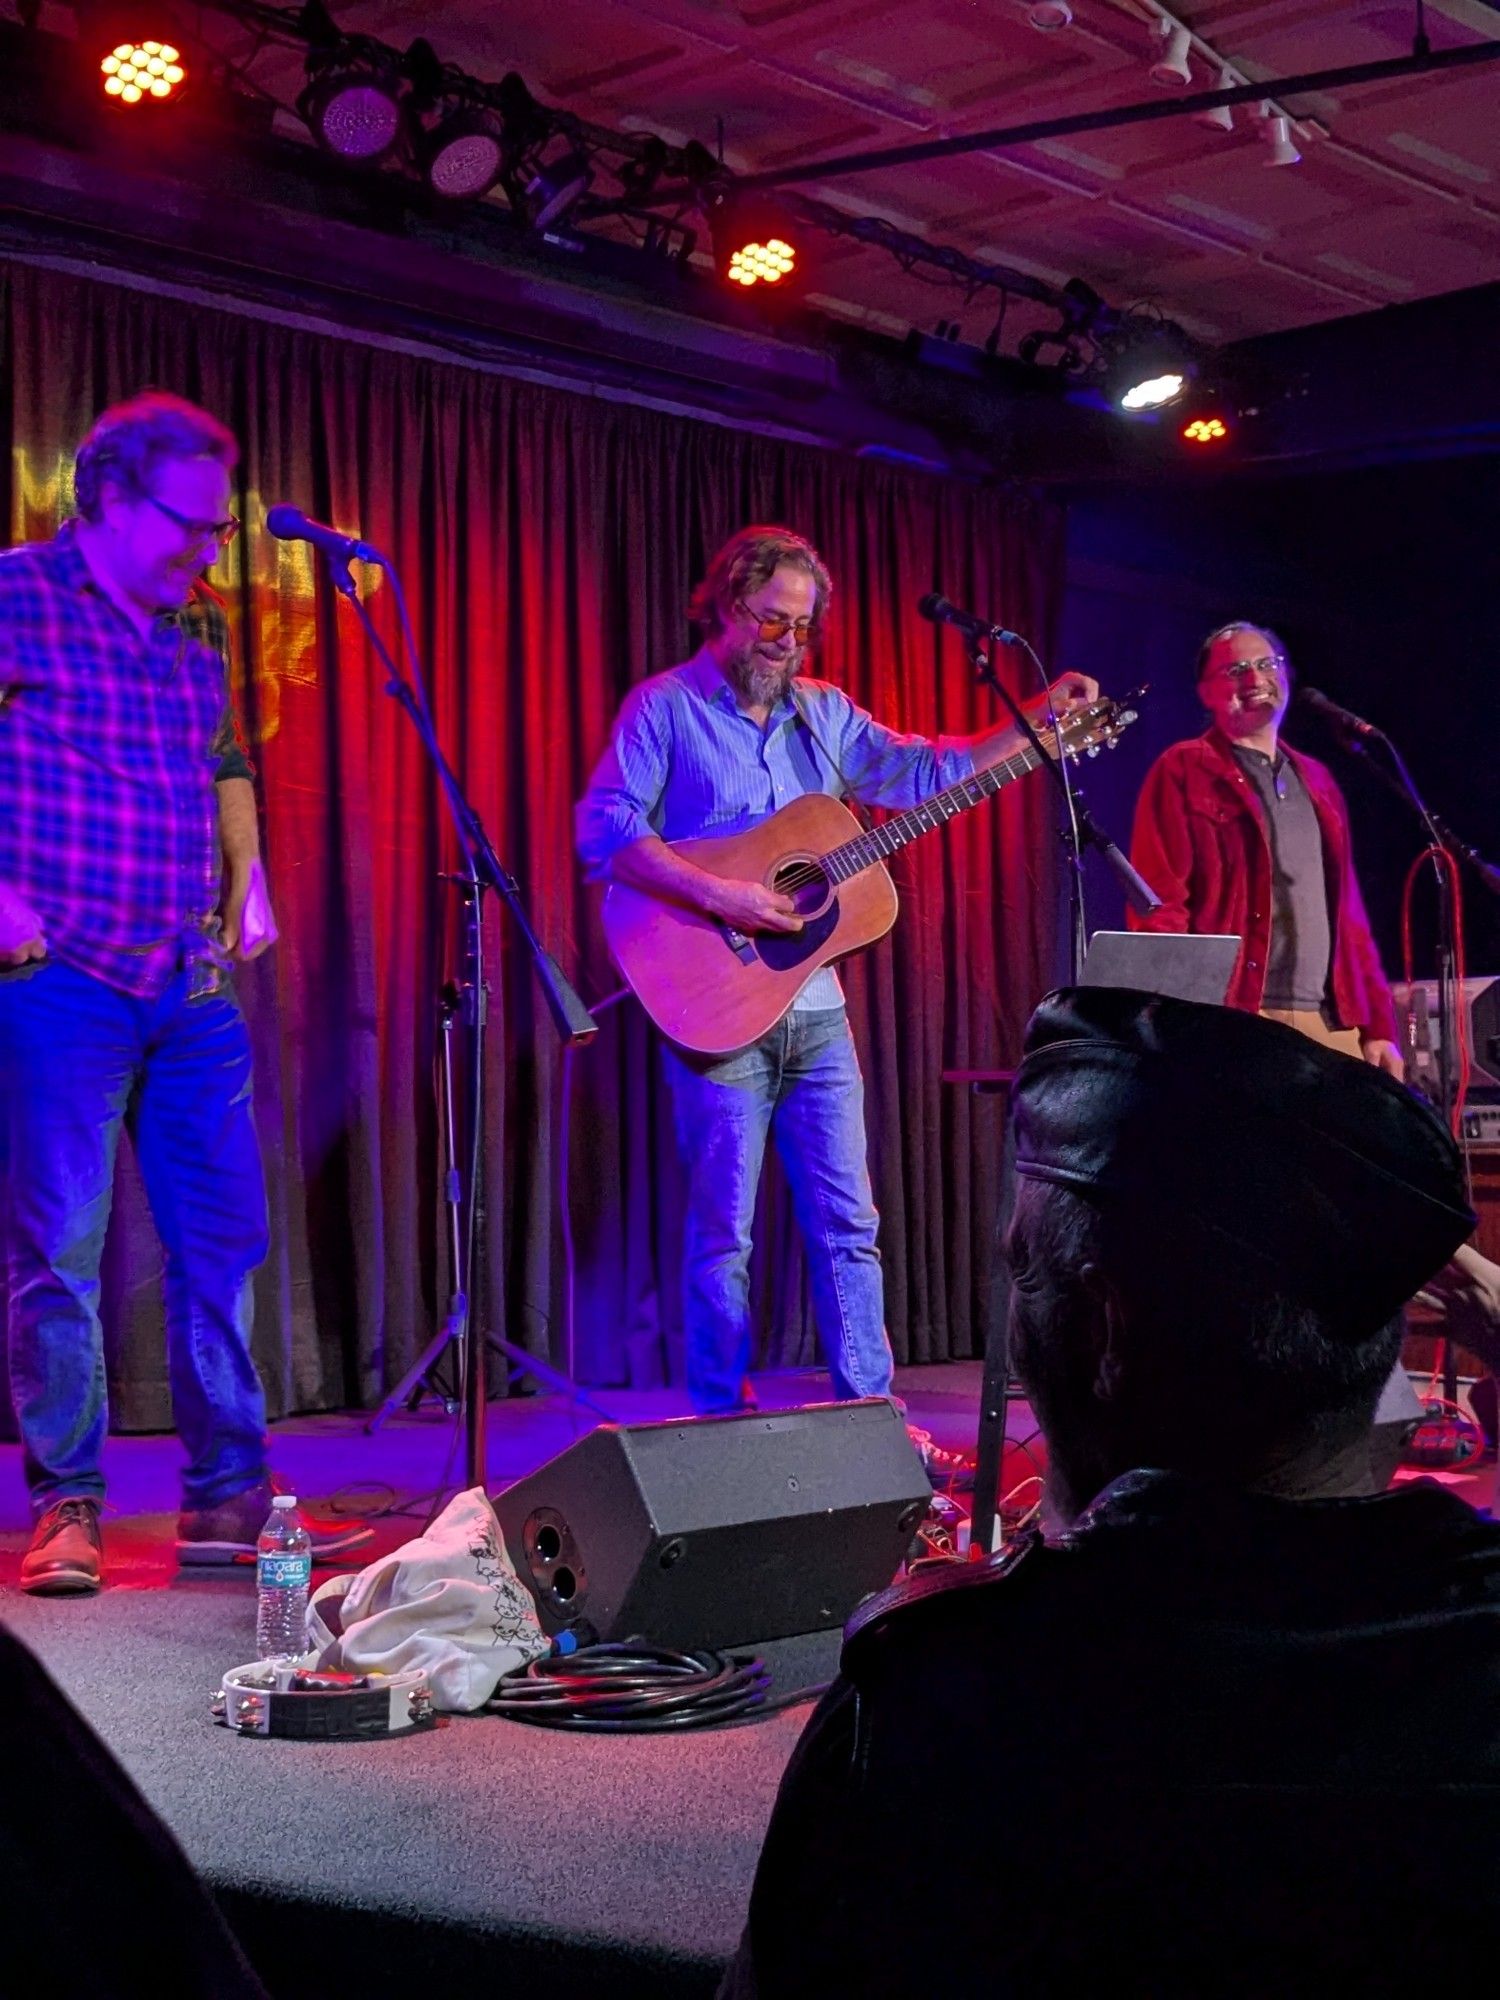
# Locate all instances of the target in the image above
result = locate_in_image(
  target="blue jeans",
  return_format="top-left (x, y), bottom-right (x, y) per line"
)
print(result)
top-left (661, 1007), bottom-right (893, 1413)
top-left (0, 959), bottom-right (270, 1513)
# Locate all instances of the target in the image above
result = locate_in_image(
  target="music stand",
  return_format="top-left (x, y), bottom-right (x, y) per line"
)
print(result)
top-left (1079, 930), bottom-right (1240, 1005)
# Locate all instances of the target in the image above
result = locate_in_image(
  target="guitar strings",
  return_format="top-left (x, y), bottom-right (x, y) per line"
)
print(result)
top-left (764, 707), bottom-right (1108, 899)
top-left (771, 772), bottom-right (1001, 895)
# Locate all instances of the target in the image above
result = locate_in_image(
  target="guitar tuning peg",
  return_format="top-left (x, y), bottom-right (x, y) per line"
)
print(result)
top-left (1087, 745), bottom-right (1099, 758)
top-left (1106, 738), bottom-right (1119, 751)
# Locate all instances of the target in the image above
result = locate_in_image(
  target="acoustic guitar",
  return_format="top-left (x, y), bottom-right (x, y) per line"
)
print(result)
top-left (603, 688), bottom-right (1143, 1055)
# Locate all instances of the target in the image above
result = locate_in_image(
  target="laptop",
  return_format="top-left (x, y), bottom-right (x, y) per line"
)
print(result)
top-left (1079, 931), bottom-right (1240, 1007)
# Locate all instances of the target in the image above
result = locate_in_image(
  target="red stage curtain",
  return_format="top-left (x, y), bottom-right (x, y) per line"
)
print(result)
top-left (0, 255), bottom-right (1064, 1426)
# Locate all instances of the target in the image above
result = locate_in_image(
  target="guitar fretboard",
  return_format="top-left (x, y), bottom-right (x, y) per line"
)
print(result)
top-left (822, 739), bottom-right (1047, 883)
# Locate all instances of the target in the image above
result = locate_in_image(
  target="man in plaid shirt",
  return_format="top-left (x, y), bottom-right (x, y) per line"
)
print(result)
top-left (0, 392), bottom-right (370, 1593)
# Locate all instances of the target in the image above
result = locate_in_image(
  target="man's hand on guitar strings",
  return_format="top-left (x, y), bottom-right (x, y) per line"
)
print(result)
top-left (706, 878), bottom-right (805, 935)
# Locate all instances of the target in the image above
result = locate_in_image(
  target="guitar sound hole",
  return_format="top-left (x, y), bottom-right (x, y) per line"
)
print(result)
top-left (772, 858), bottom-right (830, 921)
top-left (757, 858), bottom-right (840, 974)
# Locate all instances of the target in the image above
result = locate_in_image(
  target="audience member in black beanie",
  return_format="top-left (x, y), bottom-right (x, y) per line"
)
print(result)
top-left (721, 989), bottom-right (1500, 2000)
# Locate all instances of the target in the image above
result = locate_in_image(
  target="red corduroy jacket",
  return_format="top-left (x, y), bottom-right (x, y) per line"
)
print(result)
top-left (1127, 729), bottom-right (1398, 1043)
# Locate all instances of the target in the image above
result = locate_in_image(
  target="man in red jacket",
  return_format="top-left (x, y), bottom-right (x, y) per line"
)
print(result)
top-left (1128, 620), bottom-right (1402, 1075)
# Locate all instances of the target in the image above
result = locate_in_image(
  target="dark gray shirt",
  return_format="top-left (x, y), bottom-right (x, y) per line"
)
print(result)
top-left (1232, 745), bottom-right (1332, 1009)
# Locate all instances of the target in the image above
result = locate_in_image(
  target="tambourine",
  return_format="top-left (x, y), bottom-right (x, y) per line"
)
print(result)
top-left (211, 1660), bottom-right (438, 1739)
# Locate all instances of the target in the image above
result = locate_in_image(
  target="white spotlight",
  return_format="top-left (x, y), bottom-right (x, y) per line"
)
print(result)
top-left (1195, 67), bottom-right (1235, 133)
top-left (1261, 111), bottom-right (1301, 168)
top-left (1027, 1), bottom-right (1074, 26)
top-left (1150, 22), bottom-right (1193, 88)
top-left (1119, 370), bottom-right (1187, 413)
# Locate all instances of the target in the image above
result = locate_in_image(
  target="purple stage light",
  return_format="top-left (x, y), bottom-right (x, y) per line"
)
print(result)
top-left (299, 67), bottom-right (404, 162)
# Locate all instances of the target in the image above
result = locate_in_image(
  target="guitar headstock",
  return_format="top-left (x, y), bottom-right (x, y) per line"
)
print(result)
top-left (1048, 685), bottom-right (1147, 761)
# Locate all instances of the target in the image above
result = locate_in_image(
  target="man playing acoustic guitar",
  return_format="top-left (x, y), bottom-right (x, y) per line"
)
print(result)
top-left (576, 526), bottom-right (1096, 1416)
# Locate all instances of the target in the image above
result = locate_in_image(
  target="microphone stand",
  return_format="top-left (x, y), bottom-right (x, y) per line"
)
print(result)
top-left (965, 632), bottom-right (1161, 983)
top-left (319, 558), bottom-right (607, 1492)
top-left (1319, 716), bottom-right (1478, 1409)
top-left (962, 631), bottom-right (1160, 1559)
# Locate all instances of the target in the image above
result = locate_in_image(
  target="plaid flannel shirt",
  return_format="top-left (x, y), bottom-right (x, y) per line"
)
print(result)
top-left (0, 523), bottom-right (252, 999)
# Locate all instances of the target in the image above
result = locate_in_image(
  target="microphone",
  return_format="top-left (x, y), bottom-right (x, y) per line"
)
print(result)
top-left (1298, 686), bottom-right (1381, 743)
top-left (265, 505), bottom-right (382, 567)
top-left (918, 591), bottom-right (1021, 647)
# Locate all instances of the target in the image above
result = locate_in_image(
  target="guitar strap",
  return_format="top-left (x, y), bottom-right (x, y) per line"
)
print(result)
top-left (787, 686), bottom-right (872, 827)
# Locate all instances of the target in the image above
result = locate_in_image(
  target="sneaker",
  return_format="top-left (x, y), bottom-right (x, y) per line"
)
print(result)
top-left (21, 1497), bottom-right (104, 1596)
top-left (176, 1479), bottom-right (375, 1567)
top-left (905, 1424), bottom-right (978, 1492)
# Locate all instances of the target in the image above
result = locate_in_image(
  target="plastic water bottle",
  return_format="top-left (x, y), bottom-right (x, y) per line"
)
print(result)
top-left (255, 1495), bottom-right (312, 1661)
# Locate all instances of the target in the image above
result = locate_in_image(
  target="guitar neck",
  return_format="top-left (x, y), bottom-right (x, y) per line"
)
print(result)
top-left (822, 739), bottom-right (1047, 883)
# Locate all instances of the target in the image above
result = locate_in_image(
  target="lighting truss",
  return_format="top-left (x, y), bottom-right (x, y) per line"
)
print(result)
top-left (181, 0), bottom-right (1082, 338)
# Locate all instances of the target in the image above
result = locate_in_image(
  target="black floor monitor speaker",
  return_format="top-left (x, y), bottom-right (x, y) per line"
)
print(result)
top-left (493, 1399), bottom-right (932, 1652)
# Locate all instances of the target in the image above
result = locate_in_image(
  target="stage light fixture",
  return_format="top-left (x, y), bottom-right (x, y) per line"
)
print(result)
top-left (524, 146), bottom-right (595, 230)
top-left (421, 106), bottom-right (505, 200)
top-left (85, 7), bottom-right (193, 106)
top-left (1182, 414), bottom-right (1230, 444)
top-left (494, 69), bottom-right (551, 159)
top-left (298, 48), bottom-right (405, 161)
top-left (1027, 2), bottom-right (1074, 27)
top-left (99, 35), bottom-right (186, 104)
top-left (727, 234), bottom-right (796, 288)
top-left (1195, 68), bottom-right (1235, 133)
top-left (1107, 326), bottom-right (1198, 414)
top-left (710, 195), bottom-right (806, 295)
top-left (1260, 111), bottom-right (1302, 168)
top-left (1150, 21), bottom-right (1193, 88)
top-left (1121, 370), bottom-right (1187, 411)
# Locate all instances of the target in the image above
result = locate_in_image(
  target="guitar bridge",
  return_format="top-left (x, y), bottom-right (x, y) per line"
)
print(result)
top-left (720, 924), bottom-right (759, 966)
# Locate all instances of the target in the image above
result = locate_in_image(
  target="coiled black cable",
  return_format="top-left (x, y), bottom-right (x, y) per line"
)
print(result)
top-left (485, 1639), bottom-right (828, 1732)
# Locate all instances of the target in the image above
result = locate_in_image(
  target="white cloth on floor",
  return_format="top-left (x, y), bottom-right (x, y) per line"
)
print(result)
top-left (305, 1486), bottom-right (549, 1712)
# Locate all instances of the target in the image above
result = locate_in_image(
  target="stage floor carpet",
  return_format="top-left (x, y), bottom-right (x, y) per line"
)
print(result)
top-left (0, 1364), bottom-right (1009, 1997)
top-left (0, 1364), bottom-right (1491, 1997)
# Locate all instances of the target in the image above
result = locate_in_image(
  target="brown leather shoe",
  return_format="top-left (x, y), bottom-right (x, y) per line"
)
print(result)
top-left (21, 1498), bottom-right (103, 1596)
top-left (176, 1479), bottom-right (375, 1567)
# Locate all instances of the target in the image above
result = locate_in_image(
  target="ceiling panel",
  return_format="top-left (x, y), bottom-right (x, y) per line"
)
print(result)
top-left (89, 0), bottom-right (1500, 343)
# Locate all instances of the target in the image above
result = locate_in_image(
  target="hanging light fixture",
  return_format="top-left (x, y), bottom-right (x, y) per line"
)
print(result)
top-left (523, 147), bottom-right (595, 230)
top-left (1182, 413), bottom-right (1231, 446)
top-left (395, 37), bottom-right (499, 202)
top-left (1106, 324), bottom-right (1199, 414)
top-left (420, 106), bottom-right (505, 200)
top-left (1195, 67), bottom-right (1235, 134)
top-left (87, 7), bottom-right (192, 107)
top-left (708, 193), bottom-right (808, 297)
top-left (296, 7), bottom-right (407, 166)
top-left (1260, 109), bottom-right (1302, 168)
top-left (1150, 20), bottom-right (1194, 88)
top-left (99, 37), bottom-right (186, 105)
top-left (300, 66), bottom-right (404, 159)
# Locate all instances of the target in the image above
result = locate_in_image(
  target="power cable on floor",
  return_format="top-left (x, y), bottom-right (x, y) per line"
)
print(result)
top-left (487, 1639), bottom-right (829, 1732)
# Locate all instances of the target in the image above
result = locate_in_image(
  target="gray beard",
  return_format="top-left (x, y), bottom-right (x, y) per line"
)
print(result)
top-left (727, 643), bottom-right (803, 708)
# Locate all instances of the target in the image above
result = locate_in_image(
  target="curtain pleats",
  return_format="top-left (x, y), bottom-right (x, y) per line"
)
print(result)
top-left (0, 257), bottom-right (1064, 1425)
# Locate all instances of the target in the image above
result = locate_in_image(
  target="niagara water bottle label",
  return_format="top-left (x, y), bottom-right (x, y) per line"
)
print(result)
top-left (259, 1553), bottom-right (312, 1590)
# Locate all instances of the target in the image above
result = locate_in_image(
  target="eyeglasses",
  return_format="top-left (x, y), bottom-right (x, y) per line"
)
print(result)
top-left (1208, 655), bottom-right (1285, 683)
top-left (146, 494), bottom-right (241, 549)
top-left (737, 599), bottom-right (815, 643)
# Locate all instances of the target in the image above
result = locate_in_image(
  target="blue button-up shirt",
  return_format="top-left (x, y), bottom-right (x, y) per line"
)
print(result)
top-left (576, 650), bottom-right (974, 1011)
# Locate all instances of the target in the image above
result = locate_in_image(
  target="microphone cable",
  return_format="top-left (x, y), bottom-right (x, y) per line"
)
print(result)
top-left (485, 1639), bottom-right (830, 1733)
